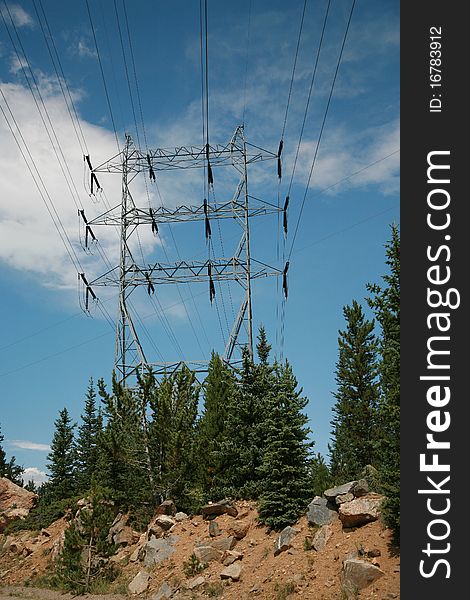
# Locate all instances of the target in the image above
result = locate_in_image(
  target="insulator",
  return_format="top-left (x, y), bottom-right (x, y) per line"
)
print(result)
top-left (149, 208), bottom-right (158, 236)
top-left (282, 261), bottom-right (290, 299)
top-left (203, 199), bottom-right (211, 239)
top-left (283, 196), bottom-right (289, 237)
top-left (145, 272), bottom-right (155, 295)
top-left (147, 154), bottom-right (156, 181)
top-left (208, 161), bottom-right (214, 186)
top-left (277, 139), bottom-right (284, 180)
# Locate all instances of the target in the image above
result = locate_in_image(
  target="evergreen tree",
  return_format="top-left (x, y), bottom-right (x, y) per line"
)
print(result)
top-left (47, 408), bottom-right (77, 500)
top-left (57, 485), bottom-right (117, 593)
top-left (196, 352), bottom-right (236, 496)
top-left (329, 300), bottom-right (379, 483)
top-left (96, 376), bottom-right (151, 508)
top-left (149, 367), bottom-right (199, 511)
top-left (257, 360), bottom-right (313, 530)
top-left (0, 423), bottom-right (24, 485)
top-left (76, 379), bottom-right (103, 493)
top-left (219, 329), bottom-right (276, 499)
top-left (367, 224), bottom-right (400, 540)
top-left (309, 453), bottom-right (331, 497)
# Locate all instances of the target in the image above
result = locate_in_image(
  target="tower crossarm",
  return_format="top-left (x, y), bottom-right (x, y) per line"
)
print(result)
top-left (88, 197), bottom-right (282, 227)
top-left (92, 138), bottom-right (277, 174)
top-left (89, 258), bottom-right (281, 287)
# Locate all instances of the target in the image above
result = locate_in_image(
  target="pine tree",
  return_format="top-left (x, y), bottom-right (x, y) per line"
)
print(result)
top-left (76, 379), bottom-right (103, 493)
top-left (47, 408), bottom-right (77, 500)
top-left (329, 300), bottom-right (379, 483)
top-left (0, 423), bottom-right (24, 485)
top-left (57, 485), bottom-right (117, 593)
top-left (367, 224), bottom-right (400, 540)
top-left (149, 367), bottom-right (199, 511)
top-left (257, 360), bottom-right (313, 530)
top-left (309, 453), bottom-right (331, 497)
top-left (96, 376), bottom-right (151, 508)
top-left (218, 331), bottom-right (274, 499)
top-left (196, 352), bottom-right (236, 496)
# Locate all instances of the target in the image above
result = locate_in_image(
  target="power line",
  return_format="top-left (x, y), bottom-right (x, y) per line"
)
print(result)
top-left (280, 0), bottom-right (308, 142)
top-left (84, 0), bottom-right (120, 152)
top-left (1, 1), bottom-right (84, 211)
top-left (288, 0), bottom-right (356, 260)
top-left (285, 0), bottom-right (331, 199)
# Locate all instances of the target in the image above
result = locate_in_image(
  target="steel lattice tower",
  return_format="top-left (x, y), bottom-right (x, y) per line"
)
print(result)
top-left (81, 125), bottom-right (283, 384)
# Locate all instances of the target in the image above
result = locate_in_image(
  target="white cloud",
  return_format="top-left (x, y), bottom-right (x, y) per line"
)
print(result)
top-left (1, 4), bottom-right (34, 28)
top-left (9, 440), bottom-right (50, 451)
top-left (23, 467), bottom-right (49, 485)
top-left (8, 53), bottom-right (28, 74)
top-left (77, 39), bottom-right (97, 59)
top-left (0, 79), bottom-right (160, 296)
top-left (283, 119), bottom-right (400, 196)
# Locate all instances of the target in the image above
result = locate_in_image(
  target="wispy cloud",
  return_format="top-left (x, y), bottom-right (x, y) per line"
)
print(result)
top-left (9, 440), bottom-right (51, 451)
top-left (0, 4), bottom-right (34, 28)
top-left (77, 38), bottom-right (97, 59)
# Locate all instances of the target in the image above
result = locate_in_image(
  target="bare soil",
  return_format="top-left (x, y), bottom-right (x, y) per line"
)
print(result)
top-left (1, 501), bottom-right (400, 599)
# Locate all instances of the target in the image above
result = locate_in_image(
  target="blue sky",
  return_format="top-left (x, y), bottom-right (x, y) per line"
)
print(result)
top-left (0, 0), bottom-right (399, 485)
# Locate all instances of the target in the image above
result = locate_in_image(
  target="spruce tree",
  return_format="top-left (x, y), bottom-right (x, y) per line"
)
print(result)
top-left (257, 360), bottom-right (313, 530)
top-left (47, 408), bottom-right (77, 500)
top-left (57, 485), bottom-right (117, 593)
top-left (367, 224), bottom-right (400, 540)
top-left (309, 453), bottom-right (331, 497)
top-left (0, 423), bottom-right (24, 485)
top-left (196, 352), bottom-right (236, 496)
top-left (96, 376), bottom-right (151, 508)
top-left (329, 300), bottom-right (379, 483)
top-left (76, 379), bottom-right (103, 493)
top-left (219, 329), bottom-right (275, 499)
top-left (149, 367), bottom-right (199, 510)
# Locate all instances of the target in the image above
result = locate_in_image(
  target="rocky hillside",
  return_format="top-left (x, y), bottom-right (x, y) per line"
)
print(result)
top-left (0, 478), bottom-right (399, 599)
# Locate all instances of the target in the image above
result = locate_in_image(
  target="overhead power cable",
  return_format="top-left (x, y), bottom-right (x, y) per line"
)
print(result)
top-left (84, 0), bottom-right (120, 152)
top-left (288, 0), bottom-right (356, 261)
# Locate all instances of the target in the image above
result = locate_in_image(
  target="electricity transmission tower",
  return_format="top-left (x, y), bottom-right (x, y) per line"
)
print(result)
top-left (80, 125), bottom-right (284, 384)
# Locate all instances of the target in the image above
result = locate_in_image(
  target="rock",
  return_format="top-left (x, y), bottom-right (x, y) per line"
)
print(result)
top-left (201, 500), bottom-right (238, 519)
top-left (220, 562), bottom-right (242, 581)
top-left (114, 525), bottom-right (139, 546)
top-left (324, 479), bottom-right (369, 503)
top-left (335, 493), bottom-right (354, 505)
top-left (193, 545), bottom-right (223, 563)
top-left (175, 512), bottom-right (188, 522)
top-left (50, 530), bottom-right (65, 562)
top-left (152, 581), bottom-right (174, 599)
top-left (129, 546), bottom-right (141, 562)
top-left (324, 482), bottom-right (357, 501)
top-left (351, 479), bottom-right (369, 497)
top-left (187, 575), bottom-right (206, 590)
top-left (338, 494), bottom-right (384, 528)
top-left (274, 526), bottom-right (298, 556)
top-left (312, 524), bottom-right (333, 552)
top-left (227, 520), bottom-right (250, 539)
top-left (156, 499), bottom-right (176, 516)
top-left (306, 496), bottom-right (337, 526)
top-left (209, 520), bottom-right (220, 537)
top-left (155, 515), bottom-right (176, 531)
top-left (0, 478), bottom-right (38, 532)
top-left (141, 535), bottom-right (178, 566)
top-left (209, 536), bottom-right (237, 551)
top-left (147, 524), bottom-right (165, 539)
top-left (222, 550), bottom-right (243, 566)
top-left (107, 503), bottom-right (129, 543)
top-left (341, 558), bottom-right (384, 597)
top-left (128, 570), bottom-right (151, 595)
